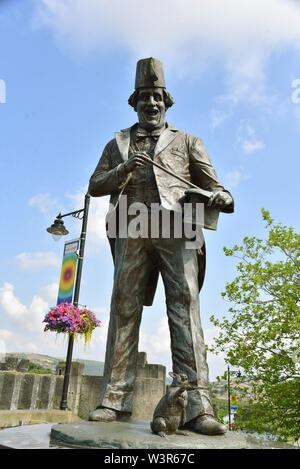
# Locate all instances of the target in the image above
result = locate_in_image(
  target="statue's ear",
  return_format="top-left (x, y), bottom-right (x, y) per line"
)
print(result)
top-left (169, 372), bottom-right (175, 379)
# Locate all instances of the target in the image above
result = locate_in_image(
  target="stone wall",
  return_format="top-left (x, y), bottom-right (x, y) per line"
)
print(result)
top-left (0, 371), bottom-right (64, 412)
top-left (0, 353), bottom-right (166, 421)
top-left (77, 362), bottom-right (166, 420)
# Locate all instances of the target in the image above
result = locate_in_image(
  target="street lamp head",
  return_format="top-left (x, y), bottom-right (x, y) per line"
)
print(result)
top-left (46, 215), bottom-right (69, 241)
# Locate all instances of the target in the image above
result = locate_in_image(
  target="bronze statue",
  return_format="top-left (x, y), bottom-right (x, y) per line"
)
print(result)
top-left (88, 58), bottom-right (233, 435)
top-left (151, 372), bottom-right (190, 438)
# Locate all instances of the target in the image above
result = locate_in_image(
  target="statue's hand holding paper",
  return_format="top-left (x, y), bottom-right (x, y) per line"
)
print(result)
top-left (207, 190), bottom-right (233, 211)
top-left (184, 188), bottom-right (233, 230)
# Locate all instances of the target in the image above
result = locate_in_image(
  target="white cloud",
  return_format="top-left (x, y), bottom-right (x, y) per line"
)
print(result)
top-left (0, 325), bottom-right (56, 356)
top-left (39, 282), bottom-right (59, 304)
top-left (0, 282), bottom-right (47, 329)
top-left (32, 0), bottom-right (300, 105)
top-left (0, 282), bottom-right (49, 349)
top-left (0, 282), bottom-right (27, 319)
top-left (242, 140), bottom-right (265, 153)
top-left (140, 316), bottom-right (170, 356)
top-left (210, 109), bottom-right (232, 131)
top-left (26, 294), bottom-right (49, 333)
top-left (203, 327), bottom-right (222, 352)
top-left (33, 1), bottom-right (300, 58)
top-left (0, 329), bottom-right (14, 356)
top-left (224, 170), bottom-right (248, 189)
top-left (29, 192), bottom-right (58, 214)
top-left (0, 339), bottom-right (6, 355)
top-left (15, 251), bottom-right (60, 271)
top-left (237, 121), bottom-right (265, 154)
top-left (139, 316), bottom-right (172, 372)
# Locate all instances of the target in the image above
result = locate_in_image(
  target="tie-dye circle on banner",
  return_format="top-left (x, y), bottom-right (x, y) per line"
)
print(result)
top-left (57, 253), bottom-right (77, 304)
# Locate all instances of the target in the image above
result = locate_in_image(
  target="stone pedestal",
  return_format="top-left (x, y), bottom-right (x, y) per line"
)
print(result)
top-left (49, 420), bottom-right (296, 450)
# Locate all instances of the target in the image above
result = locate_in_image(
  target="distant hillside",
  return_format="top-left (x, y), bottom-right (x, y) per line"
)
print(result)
top-left (211, 379), bottom-right (254, 401)
top-left (1, 352), bottom-right (104, 376)
top-left (1, 352), bottom-right (60, 373)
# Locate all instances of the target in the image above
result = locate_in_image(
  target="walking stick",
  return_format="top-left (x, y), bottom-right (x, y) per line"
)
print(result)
top-left (138, 153), bottom-right (213, 200)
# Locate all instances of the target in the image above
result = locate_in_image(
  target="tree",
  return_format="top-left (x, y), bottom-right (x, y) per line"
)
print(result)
top-left (209, 209), bottom-right (300, 442)
top-left (28, 362), bottom-right (53, 374)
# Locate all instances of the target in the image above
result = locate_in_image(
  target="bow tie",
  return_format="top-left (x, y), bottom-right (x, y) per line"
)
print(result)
top-left (136, 128), bottom-right (162, 142)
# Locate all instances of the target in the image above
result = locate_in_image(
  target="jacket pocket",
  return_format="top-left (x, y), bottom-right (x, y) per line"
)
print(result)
top-left (171, 148), bottom-right (186, 159)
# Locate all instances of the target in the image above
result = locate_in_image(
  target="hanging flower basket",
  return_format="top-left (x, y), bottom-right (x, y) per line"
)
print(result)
top-left (230, 422), bottom-right (240, 432)
top-left (43, 302), bottom-right (101, 346)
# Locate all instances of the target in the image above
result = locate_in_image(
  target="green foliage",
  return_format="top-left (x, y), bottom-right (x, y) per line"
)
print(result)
top-left (28, 362), bottom-right (53, 374)
top-left (213, 398), bottom-right (228, 425)
top-left (209, 209), bottom-right (300, 442)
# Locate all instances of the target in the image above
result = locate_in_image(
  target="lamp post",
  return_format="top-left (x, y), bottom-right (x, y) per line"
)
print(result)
top-left (46, 192), bottom-right (90, 410)
top-left (227, 365), bottom-right (231, 431)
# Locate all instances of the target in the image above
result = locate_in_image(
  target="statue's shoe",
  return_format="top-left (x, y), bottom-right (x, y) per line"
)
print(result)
top-left (88, 408), bottom-right (117, 422)
top-left (88, 407), bottom-right (131, 422)
top-left (188, 416), bottom-right (227, 435)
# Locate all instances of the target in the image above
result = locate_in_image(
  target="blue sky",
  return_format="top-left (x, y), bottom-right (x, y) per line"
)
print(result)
top-left (0, 0), bottom-right (299, 381)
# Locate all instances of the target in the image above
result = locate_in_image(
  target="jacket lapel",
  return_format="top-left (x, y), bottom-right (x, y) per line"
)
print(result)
top-left (115, 126), bottom-right (132, 161)
top-left (115, 123), bottom-right (179, 161)
top-left (154, 123), bottom-right (179, 157)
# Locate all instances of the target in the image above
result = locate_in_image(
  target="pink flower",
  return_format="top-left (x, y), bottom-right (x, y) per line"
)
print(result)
top-left (43, 302), bottom-right (101, 345)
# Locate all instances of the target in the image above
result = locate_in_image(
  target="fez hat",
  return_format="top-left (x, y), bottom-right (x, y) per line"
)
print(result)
top-left (135, 57), bottom-right (166, 89)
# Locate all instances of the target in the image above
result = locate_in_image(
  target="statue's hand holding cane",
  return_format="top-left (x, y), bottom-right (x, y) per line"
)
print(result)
top-left (124, 152), bottom-right (150, 173)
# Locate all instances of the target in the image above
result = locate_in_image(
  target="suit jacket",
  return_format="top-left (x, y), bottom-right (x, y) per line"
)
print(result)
top-left (89, 123), bottom-right (234, 305)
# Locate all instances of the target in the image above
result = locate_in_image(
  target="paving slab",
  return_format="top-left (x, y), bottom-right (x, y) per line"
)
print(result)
top-left (0, 423), bottom-right (67, 449)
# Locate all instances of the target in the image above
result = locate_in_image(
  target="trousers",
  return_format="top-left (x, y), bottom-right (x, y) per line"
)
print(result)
top-left (97, 209), bottom-right (214, 422)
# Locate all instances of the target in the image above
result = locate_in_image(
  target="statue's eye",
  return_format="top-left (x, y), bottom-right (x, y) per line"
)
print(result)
top-left (139, 93), bottom-right (148, 101)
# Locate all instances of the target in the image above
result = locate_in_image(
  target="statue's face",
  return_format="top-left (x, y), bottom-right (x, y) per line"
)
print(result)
top-left (136, 87), bottom-right (166, 129)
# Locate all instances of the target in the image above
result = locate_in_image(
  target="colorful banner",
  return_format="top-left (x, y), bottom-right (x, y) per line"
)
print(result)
top-left (57, 238), bottom-right (80, 305)
top-left (230, 392), bottom-right (238, 411)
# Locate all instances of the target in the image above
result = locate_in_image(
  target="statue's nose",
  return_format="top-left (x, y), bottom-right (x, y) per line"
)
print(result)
top-left (147, 95), bottom-right (155, 105)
